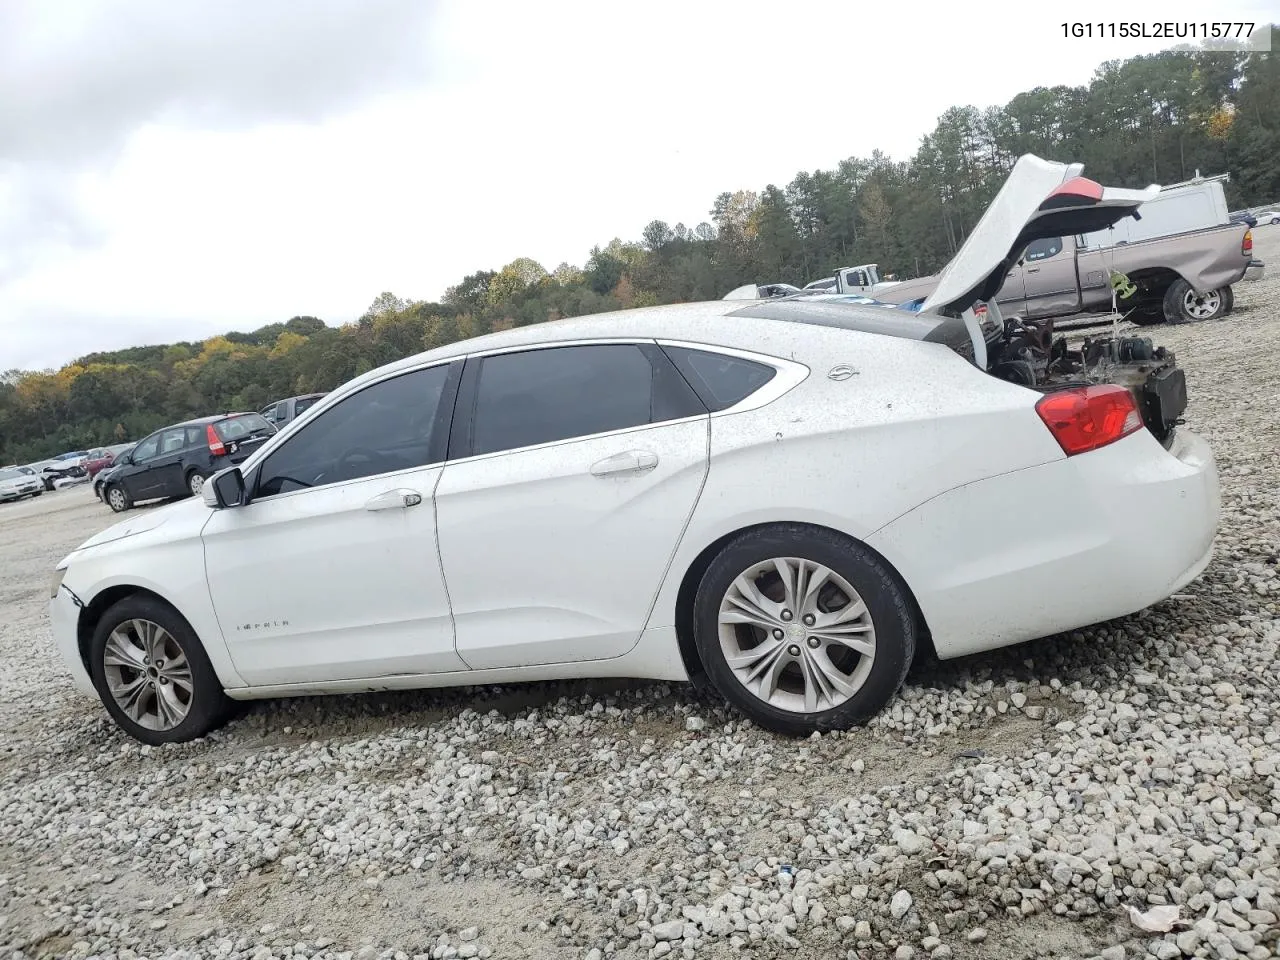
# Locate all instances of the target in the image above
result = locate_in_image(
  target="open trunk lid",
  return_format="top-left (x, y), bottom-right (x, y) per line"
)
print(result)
top-left (924, 154), bottom-right (1160, 315)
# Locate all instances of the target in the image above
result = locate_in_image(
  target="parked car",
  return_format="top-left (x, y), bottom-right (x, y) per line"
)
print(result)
top-left (92, 446), bottom-right (135, 502)
top-left (1254, 210), bottom-right (1280, 225)
top-left (97, 413), bottom-right (276, 513)
top-left (0, 466), bottom-right (43, 502)
top-left (260, 393), bottom-right (326, 428)
top-left (878, 190), bottom-right (1257, 324)
top-left (40, 451), bottom-right (91, 490)
top-left (49, 154), bottom-right (1220, 745)
top-left (83, 448), bottom-right (119, 477)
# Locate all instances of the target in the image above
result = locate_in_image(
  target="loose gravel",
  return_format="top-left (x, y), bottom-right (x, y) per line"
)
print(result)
top-left (2, 231), bottom-right (1279, 960)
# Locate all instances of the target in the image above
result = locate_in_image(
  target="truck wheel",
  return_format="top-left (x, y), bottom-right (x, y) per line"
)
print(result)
top-left (1129, 305), bottom-right (1165, 326)
top-left (1163, 280), bottom-right (1228, 324)
top-left (1220, 286), bottom-right (1235, 316)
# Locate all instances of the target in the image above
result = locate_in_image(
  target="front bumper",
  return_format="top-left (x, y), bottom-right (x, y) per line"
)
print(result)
top-left (50, 587), bottom-right (96, 697)
top-left (867, 427), bottom-right (1219, 659)
top-left (1244, 259), bottom-right (1265, 282)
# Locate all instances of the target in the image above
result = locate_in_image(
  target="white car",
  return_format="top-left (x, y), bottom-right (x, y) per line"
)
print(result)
top-left (0, 466), bottom-right (44, 502)
top-left (1256, 210), bottom-right (1280, 225)
top-left (49, 155), bottom-right (1220, 745)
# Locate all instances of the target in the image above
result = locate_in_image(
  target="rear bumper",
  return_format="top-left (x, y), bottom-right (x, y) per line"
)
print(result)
top-left (867, 427), bottom-right (1219, 659)
top-left (1245, 259), bottom-right (1265, 282)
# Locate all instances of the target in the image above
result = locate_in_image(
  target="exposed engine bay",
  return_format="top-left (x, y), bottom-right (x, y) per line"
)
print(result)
top-left (985, 312), bottom-right (1187, 446)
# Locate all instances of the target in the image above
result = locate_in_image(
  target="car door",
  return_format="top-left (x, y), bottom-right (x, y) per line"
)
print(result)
top-left (119, 433), bottom-right (162, 499)
top-left (144, 426), bottom-right (194, 497)
top-left (201, 360), bottom-right (465, 686)
top-left (1019, 236), bottom-right (1081, 317)
top-left (435, 341), bottom-right (710, 670)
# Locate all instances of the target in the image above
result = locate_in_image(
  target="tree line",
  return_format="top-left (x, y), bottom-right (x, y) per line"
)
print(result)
top-left (3, 30), bottom-right (1277, 464)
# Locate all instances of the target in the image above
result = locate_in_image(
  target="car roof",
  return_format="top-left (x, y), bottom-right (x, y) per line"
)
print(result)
top-left (162, 412), bottom-right (260, 429)
top-left (354, 299), bottom-right (968, 384)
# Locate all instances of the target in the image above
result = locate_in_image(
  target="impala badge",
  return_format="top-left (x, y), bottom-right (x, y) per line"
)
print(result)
top-left (827, 364), bottom-right (858, 381)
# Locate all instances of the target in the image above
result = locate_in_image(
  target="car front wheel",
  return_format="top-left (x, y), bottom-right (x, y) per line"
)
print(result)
top-left (692, 524), bottom-right (917, 736)
top-left (186, 472), bottom-right (207, 497)
top-left (105, 484), bottom-right (132, 513)
top-left (88, 595), bottom-right (234, 745)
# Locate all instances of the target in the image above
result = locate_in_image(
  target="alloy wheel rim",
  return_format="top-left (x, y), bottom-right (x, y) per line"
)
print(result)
top-left (108, 488), bottom-right (125, 509)
top-left (717, 557), bottom-right (876, 714)
top-left (1183, 289), bottom-right (1220, 320)
top-left (103, 619), bottom-right (193, 730)
top-left (189, 474), bottom-right (204, 495)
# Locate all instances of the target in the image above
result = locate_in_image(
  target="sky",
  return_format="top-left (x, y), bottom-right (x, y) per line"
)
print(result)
top-left (2, 0), bottom-right (1276, 371)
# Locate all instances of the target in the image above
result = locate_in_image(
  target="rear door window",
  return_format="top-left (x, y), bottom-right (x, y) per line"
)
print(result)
top-left (466, 344), bottom-right (704, 457)
top-left (1025, 237), bottom-right (1064, 260)
top-left (158, 428), bottom-right (188, 454)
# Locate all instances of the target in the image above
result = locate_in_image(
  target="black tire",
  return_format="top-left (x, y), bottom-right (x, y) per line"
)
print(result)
top-left (1162, 279), bottom-right (1228, 324)
top-left (691, 523), bottom-right (917, 736)
top-left (1220, 286), bottom-right (1235, 316)
top-left (30, 490), bottom-right (42, 498)
top-left (185, 471), bottom-right (207, 498)
top-left (88, 594), bottom-right (234, 745)
top-left (1129, 306), bottom-right (1165, 326)
top-left (105, 483), bottom-right (132, 513)
top-left (43, 478), bottom-right (54, 492)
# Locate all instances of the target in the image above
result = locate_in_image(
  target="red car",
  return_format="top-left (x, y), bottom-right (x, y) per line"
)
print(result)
top-left (84, 448), bottom-right (118, 478)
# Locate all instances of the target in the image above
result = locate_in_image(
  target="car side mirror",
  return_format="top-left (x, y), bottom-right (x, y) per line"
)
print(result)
top-left (205, 467), bottom-right (246, 509)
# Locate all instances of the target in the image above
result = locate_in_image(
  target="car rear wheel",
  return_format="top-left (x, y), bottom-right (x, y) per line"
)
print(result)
top-left (1163, 279), bottom-right (1228, 323)
top-left (105, 484), bottom-right (132, 513)
top-left (88, 595), bottom-right (234, 745)
top-left (692, 524), bottom-right (916, 736)
top-left (187, 471), bottom-right (206, 497)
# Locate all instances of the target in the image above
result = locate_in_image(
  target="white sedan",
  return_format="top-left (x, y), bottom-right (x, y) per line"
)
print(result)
top-left (49, 155), bottom-right (1220, 744)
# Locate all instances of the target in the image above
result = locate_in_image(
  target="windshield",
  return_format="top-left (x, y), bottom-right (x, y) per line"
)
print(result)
top-left (214, 413), bottom-right (276, 441)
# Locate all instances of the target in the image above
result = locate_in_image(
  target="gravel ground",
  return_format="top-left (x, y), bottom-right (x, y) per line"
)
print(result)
top-left (2, 230), bottom-right (1279, 960)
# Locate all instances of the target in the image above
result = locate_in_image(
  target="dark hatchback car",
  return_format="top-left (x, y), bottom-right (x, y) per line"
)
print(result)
top-left (100, 412), bottom-right (277, 513)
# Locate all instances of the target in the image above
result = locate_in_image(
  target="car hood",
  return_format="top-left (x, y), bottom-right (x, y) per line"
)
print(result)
top-left (72, 497), bottom-right (208, 553)
top-left (923, 154), bottom-right (1160, 315)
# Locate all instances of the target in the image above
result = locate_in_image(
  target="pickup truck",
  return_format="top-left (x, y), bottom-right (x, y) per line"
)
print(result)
top-left (876, 220), bottom-right (1258, 325)
top-left (260, 392), bottom-right (326, 428)
top-left (802, 263), bottom-right (902, 296)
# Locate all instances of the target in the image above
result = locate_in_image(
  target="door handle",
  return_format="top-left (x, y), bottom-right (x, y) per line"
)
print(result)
top-left (365, 489), bottom-right (423, 511)
top-left (1026, 266), bottom-right (1041, 273)
top-left (590, 450), bottom-right (659, 478)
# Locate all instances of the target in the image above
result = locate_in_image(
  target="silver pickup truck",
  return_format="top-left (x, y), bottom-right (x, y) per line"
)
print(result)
top-left (878, 218), bottom-right (1258, 325)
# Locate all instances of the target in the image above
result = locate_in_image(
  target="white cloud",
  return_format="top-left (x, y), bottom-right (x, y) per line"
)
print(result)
top-left (2, 0), bottom-right (1274, 369)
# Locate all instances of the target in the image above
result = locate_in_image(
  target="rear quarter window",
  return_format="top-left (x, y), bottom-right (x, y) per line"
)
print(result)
top-left (661, 346), bottom-right (777, 412)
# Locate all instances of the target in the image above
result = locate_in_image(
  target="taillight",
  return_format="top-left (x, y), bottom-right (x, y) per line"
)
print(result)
top-left (206, 424), bottom-right (226, 456)
top-left (1243, 229), bottom-right (1253, 257)
top-left (1035, 384), bottom-right (1143, 456)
